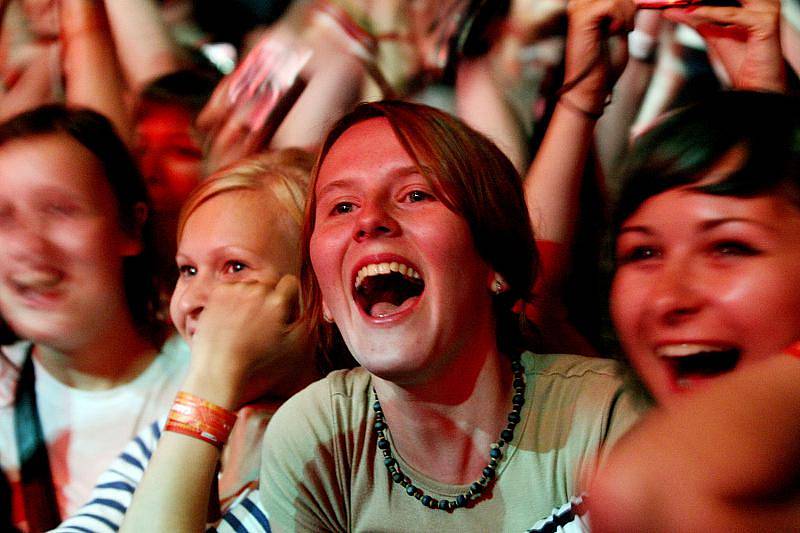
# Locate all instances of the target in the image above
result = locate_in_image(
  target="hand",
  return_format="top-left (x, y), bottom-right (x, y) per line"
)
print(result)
top-left (184, 274), bottom-right (311, 409)
top-left (663, 0), bottom-right (786, 91)
top-left (196, 30), bottom-right (310, 174)
top-left (562, 0), bottom-right (637, 113)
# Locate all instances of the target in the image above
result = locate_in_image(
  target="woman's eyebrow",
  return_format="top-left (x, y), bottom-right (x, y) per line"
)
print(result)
top-left (699, 217), bottom-right (779, 233)
top-left (617, 225), bottom-right (654, 236)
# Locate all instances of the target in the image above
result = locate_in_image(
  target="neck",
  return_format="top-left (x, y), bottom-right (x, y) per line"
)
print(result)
top-left (373, 343), bottom-right (515, 485)
top-left (34, 315), bottom-right (158, 391)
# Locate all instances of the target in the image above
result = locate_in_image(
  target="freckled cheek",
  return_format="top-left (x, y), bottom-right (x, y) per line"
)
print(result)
top-left (169, 286), bottom-right (187, 336)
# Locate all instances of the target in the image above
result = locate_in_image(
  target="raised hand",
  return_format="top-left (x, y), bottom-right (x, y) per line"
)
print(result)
top-left (663, 0), bottom-right (786, 91)
top-left (562, 0), bottom-right (637, 115)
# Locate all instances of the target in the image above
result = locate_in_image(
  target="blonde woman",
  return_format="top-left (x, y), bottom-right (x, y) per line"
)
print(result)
top-left (56, 150), bottom-right (318, 532)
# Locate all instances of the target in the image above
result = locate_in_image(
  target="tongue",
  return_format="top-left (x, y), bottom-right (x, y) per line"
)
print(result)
top-left (369, 301), bottom-right (400, 317)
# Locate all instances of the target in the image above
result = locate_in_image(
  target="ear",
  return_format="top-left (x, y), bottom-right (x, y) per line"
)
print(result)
top-left (119, 202), bottom-right (148, 257)
top-left (322, 299), bottom-right (334, 323)
top-left (488, 271), bottom-right (509, 295)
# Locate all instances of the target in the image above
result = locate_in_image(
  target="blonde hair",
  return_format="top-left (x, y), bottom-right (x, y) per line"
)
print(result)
top-left (176, 148), bottom-right (313, 243)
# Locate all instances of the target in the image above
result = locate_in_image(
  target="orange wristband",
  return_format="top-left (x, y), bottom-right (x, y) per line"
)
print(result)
top-left (165, 391), bottom-right (238, 449)
top-left (784, 341), bottom-right (800, 359)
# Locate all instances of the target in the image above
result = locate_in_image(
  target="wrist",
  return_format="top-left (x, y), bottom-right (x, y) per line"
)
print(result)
top-left (183, 366), bottom-right (243, 410)
top-left (165, 391), bottom-right (238, 449)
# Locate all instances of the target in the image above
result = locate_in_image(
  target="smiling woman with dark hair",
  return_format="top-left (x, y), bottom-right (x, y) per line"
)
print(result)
top-left (259, 100), bottom-right (644, 532)
top-left (610, 90), bottom-right (800, 404)
top-left (0, 104), bottom-right (189, 530)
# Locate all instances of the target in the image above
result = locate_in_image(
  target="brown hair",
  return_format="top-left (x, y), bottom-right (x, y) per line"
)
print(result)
top-left (301, 100), bottom-right (538, 371)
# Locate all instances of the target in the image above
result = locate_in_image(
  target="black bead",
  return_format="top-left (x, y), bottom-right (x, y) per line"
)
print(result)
top-left (511, 360), bottom-right (522, 371)
top-left (489, 459), bottom-right (498, 467)
top-left (421, 495), bottom-right (432, 507)
top-left (438, 500), bottom-right (449, 510)
top-left (501, 429), bottom-right (514, 442)
top-left (392, 472), bottom-right (403, 483)
top-left (378, 439), bottom-right (390, 450)
top-left (513, 394), bottom-right (525, 406)
top-left (429, 498), bottom-right (438, 509)
top-left (490, 447), bottom-right (502, 459)
top-left (470, 482), bottom-right (483, 494)
top-left (508, 412), bottom-right (521, 424)
top-left (374, 421), bottom-right (386, 431)
top-left (384, 457), bottom-right (396, 467)
top-left (513, 378), bottom-right (524, 389)
top-left (483, 466), bottom-right (495, 478)
top-left (372, 401), bottom-right (382, 412)
top-left (456, 494), bottom-right (467, 507)
top-left (406, 484), bottom-right (416, 496)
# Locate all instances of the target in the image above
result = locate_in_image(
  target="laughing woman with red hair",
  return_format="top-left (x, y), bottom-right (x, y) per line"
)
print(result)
top-left (259, 99), bottom-right (645, 532)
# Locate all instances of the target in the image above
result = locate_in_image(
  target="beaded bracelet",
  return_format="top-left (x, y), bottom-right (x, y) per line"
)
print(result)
top-left (784, 341), bottom-right (800, 359)
top-left (165, 391), bottom-right (238, 449)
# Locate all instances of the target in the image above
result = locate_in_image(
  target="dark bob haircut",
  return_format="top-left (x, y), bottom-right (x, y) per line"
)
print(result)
top-left (300, 100), bottom-right (539, 371)
top-left (613, 91), bottom-right (800, 239)
top-left (0, 104), bottom-right (162, 342)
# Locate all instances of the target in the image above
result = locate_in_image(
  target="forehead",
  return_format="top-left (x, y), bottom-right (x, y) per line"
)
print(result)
top-left (316, 118), bottom-right (418, 187)
top-left (625, 186), bottom-right (800, 231)
top-left (182, 189), bottom-right (293, 247)
top-left (0, 133), bottom-right (112, 200)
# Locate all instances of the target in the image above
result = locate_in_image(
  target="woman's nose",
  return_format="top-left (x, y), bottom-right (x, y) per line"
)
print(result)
top-left (4, 215), bottom-right (52, 260)
top-left (352, 201), bottom-right (399, 242)
top-left (178, 277), bottom-right (210, 318)
top-left (648, 259), bottom-right (705, 325)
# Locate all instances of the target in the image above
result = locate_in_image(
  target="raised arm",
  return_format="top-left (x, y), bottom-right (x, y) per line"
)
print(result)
top-left (121, 275), bottom-right (312, 532)
top-left (101, 0), bottom-right (183, 93)
top-left (60, 0), bottom-right (132, 142)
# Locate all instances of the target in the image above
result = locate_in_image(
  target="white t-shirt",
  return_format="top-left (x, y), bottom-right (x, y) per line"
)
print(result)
top-left (0, 334), bottom-right (190, 530)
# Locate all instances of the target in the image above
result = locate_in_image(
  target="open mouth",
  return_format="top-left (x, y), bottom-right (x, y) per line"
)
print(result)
top-left (658, 344), bottom-right (741, 386)
top-left (353, 261), bottom-right (424, 318)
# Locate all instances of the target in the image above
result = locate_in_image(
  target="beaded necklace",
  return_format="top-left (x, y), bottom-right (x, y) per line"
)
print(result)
top-left (371, 355), bottom-right (526, 511)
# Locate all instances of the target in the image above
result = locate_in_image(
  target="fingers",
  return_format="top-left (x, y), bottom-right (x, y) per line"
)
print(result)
top-left (662, 0), bottom-right (780, 37)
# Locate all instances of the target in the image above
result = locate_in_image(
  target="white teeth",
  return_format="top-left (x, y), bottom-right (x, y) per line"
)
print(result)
top-left (354, 262), bottom-right (421, 289)
top-left (12, 271), bottom-right (62, 289)
top-left (656, 344), bottom-right (731, 357)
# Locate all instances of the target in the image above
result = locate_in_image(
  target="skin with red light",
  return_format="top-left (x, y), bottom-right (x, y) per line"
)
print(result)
top-left (309, 117), bottom-right (512, 484)
top-left (135, 103), bottom-right (203, 214)
top-left (611, 152), bottom-right (800, 404)
top-left (0, 132), bottom-right (154, 387)
top-left (169, 189), bottom-right (304, 406)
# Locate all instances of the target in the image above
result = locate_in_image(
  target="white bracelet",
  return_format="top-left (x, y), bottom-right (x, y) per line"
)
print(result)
top-left (628, 29), bottom-right (657, 62)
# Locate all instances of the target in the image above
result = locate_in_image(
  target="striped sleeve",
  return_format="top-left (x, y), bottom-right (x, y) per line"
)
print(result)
top-left (53, 419), bottom-right (163, 532)
top-left (53, 419), bottom-right (272, 532)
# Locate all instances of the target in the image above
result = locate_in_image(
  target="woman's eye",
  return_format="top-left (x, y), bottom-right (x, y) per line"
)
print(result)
top-left (332, 202), bottom-right (354, 215)
top-left (617, 246), bottom-right (660, 264)
top-left (407, 190), bottom-right (433, 203)
top-left (224, 261), bottom-right (248, 274)
top-left (712, 241), bottom-right (759, 257)
top-left (45, 203), bottom-right (79, 217)
top-left (178, 265), bottom-right (197, 277)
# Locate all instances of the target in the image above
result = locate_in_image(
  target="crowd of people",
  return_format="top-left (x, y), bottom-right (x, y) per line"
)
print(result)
top-left (0, 0), bottom-right (798, 531)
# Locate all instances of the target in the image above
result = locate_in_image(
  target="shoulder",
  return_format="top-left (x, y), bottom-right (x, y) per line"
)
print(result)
top-left (266, 366), bottom-right (371, 442)
top-left (521, 352), bottom-right (649, 444)
top-left (523, 352), bottom-right (624, 382)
